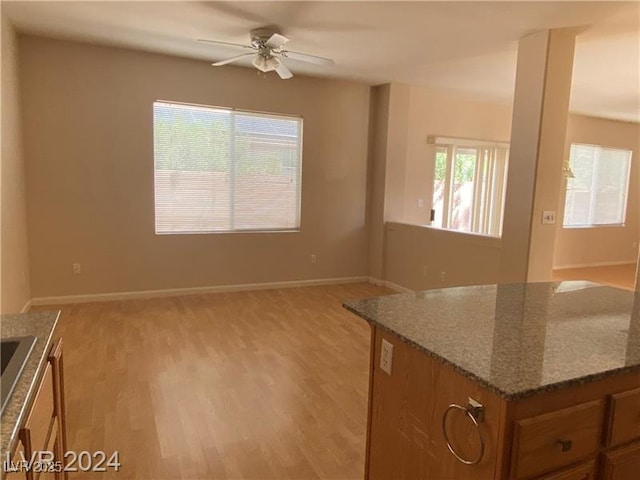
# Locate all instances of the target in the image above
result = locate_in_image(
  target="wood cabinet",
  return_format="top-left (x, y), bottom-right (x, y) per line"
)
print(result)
top-left (605, 388), bottom-right (640, 448)
top-left (539, 461), bottom-right (596, 480)
top-left (366, 326), bottom-right (640, 480)
top-left (6, 339), bottom-right (67, 480)
top-left (601, 442), bottom-right (640, 480)
top-left (4, 442), bottom-right (25, 480)
top-left (511, 401), bottom-right (603, 479)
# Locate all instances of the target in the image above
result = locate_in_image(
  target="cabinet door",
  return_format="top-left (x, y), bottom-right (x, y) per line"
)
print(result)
top-left (367, 329), bottom-right (504, 479)
top-left (539, 461), bottom-right (596, 480)
top-left (20, 364), bottom-right (55, 457)
top-left (606, 388), bottom-right (640, 447)
top-left (601, 442), bottom-right (640, 480)
top-left (47, 339), bottom-right (67, 480)
top-left (5, 440), bottom-right (28, 480)
top-left (511, 400), bottom-right (603, 479)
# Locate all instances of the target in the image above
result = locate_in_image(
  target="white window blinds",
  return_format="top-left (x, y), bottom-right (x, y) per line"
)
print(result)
top-left (563, 143), bottom-right (632, 227)
top-left (153, 101), bottom-right (302, 234)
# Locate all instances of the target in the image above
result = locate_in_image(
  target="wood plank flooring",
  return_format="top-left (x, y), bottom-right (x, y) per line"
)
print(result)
top-left (35, 283), bottom-right (391, 479)
top-left (552, 263), bottom-right (638, 291)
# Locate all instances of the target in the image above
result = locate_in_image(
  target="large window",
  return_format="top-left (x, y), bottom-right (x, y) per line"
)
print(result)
top-left (431, 139), bottom-right (509, 237)
top-left (153, 101), bottom-right (302, 234)
top-left (563, 143), bottom-right (632, 227)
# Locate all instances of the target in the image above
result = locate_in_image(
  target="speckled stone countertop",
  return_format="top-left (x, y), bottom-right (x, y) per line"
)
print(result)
top-left (344, 282), bottom-right (640, 400)
top-left (1, 311), bottom-right (60, 457)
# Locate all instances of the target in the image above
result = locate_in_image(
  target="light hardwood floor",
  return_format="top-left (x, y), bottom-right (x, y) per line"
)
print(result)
top-left (35, 283), bottom-right (391, 479)
top-left (552, 263), bottom-right (638, 291)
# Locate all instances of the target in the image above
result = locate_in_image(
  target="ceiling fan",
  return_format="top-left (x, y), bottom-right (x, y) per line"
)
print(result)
top-left (198, 27), bottom-right (335, 80)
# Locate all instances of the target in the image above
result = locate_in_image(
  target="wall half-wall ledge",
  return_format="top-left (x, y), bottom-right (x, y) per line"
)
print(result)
top-left (386, 222), bottom-right (503, 249)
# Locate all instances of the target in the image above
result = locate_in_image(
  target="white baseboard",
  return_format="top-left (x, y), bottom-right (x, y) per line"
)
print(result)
top-left (20, 299), bottom-right (32, 313)
top-left (382, 280), bottom-right (414, 293)
top-left (553, 260), bottom-right (637, 270)
top-left (30, 276), bottom-right (370, 306)
top-left (368, 277), bottom-right (413, 293)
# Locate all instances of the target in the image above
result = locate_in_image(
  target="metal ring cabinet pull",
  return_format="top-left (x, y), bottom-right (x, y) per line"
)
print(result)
top-left (441, 397), bottom-right (485, 465)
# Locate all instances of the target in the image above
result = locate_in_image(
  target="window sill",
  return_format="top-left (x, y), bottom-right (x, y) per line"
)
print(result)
top-left (156, 229), bottom-right (301, 235)
top-left (562, 224), bottom-right (626, 230)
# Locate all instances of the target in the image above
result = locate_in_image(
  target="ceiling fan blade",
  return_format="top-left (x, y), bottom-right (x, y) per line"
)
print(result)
top-left (280, 50), bottom-right (334, 66)
top-left (266, 33), bottom-right (289, 49)
top-left (197, 38), bottom-right (254, 50)
top-left (212, 53), bottom-right (255, 67)
top-left (275, 62), bottom-right (293, 80)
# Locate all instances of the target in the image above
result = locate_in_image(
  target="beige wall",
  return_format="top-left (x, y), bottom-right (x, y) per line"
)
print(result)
top-left (382, 86), bottom-right (511, 290)
top-left (554, 114), bottom-right (640, 268)
top-left (385, 222), bottom-right (501, 290)
top-left (367, 85), bottom-right (390, 281)
top-left (20, 36), bottom-right (371, 298)
top-left (403, 86), bottom-right (513, 225)
top-left (384, 83), bottom-right (410, 222)
top-left (366, 83), bottom-right (411, 282)
top-left (1, 13), bottom-right (31, 312)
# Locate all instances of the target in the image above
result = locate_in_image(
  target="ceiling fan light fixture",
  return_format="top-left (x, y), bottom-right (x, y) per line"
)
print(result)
top-left (266, 56), bottom-right (280, 71)
top-left (563, 160), bottom-right (575, 179)
top-left (253, 54), bottom-right (280, 73)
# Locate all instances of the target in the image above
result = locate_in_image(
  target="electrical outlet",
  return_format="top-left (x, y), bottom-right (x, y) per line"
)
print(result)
top-left (311, 254), bottom-right (317, 264)
top-left (542, 211), bottom-right (556, 224)
top-left (72, 263), bottom-right (82, 275)
top-left (440, 271), bottom-right (446, 282)
top-left (417, 199), bottom-right (424, 208)
top-left (380, 339), bottom-right (393, 375)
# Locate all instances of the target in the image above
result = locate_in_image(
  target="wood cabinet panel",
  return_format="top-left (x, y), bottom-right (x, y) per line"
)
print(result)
top-left (367, 328), bottom-right (505, 480)
top-left (20, 364), bottom-right (54, 457)
top-left (601, 442), bottom-right (640, 480)
top-left (537, 461), bottom-right (596, 480)
top-left (511, 400), bottom-right (603, 479)
top-left (47, 338), bottom-right (67, 479)
top-left (606, 388), bottom-right (640, 448)
top-left (5, 441), bottom-right (27, 480)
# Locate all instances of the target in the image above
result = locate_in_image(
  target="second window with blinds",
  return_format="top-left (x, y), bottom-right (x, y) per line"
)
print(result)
top-left (431, 138), bottom-right (509, 237)
top-left (153, 101), bottom-right (303, 234)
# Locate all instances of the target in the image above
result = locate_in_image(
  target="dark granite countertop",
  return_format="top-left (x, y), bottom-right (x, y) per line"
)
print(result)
top-left (1, 311), bottom-right (60, 458)
top-left (344, 282), bottom-right (640, 400)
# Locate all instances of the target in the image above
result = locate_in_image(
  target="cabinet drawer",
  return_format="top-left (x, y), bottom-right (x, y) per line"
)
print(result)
top-left (537, 461), bottom-right (596, 480)
top-left (511, 400), bottom-right (603, 479)
top-left (20, 364), bottom-right (55, 454)
top-left (606, 388), bottom-right (640, 447)
top-left (601, 442), bottom-right (640, 480)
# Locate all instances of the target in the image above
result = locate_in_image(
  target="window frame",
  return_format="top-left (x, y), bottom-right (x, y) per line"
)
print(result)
top-left (153, 100), bottom-right (304, 235)
top-left (562, 142), bottom-right (632, 229)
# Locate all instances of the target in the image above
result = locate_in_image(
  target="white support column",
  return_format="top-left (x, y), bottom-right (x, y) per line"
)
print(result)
top-left (500, 29), bottom-right (577, 283)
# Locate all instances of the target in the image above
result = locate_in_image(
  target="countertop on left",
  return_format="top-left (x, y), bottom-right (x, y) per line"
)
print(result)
top-left (1, 311), bottom-right (60, 457)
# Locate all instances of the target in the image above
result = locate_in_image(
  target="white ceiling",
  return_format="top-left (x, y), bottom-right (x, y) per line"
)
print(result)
top-left (4, 1), bottom-right (640, 122)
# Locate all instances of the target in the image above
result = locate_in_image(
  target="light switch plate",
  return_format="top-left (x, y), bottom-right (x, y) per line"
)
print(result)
top-left (380, 339), bottom-right (393, 375)
top-left (542, 211), bottom-right (556, 224)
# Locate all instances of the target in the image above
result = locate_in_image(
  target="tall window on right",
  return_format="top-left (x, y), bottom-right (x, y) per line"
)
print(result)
top-left (563, 143), bottom-right (632, 228)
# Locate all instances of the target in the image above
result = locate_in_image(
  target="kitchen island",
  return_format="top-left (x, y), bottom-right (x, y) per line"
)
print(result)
top-left (344, 282), bottom-right (640, 479)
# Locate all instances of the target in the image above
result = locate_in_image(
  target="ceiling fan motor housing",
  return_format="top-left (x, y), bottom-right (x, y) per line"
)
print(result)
top-left (250, 27), bottom-right (281, 48)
